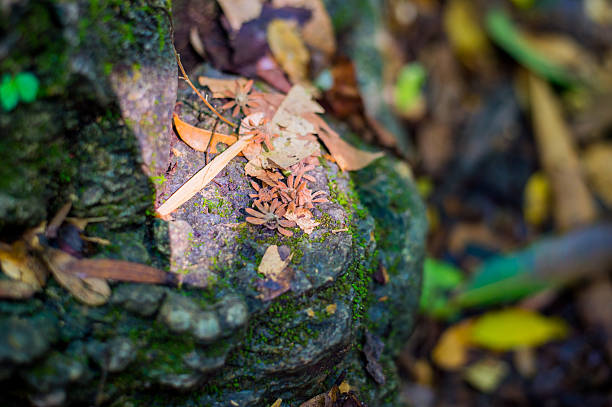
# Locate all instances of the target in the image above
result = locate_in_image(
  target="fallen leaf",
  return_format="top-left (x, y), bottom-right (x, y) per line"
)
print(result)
top-left (217, 0), bottom-right (263, 31)
top-left (262, 132), bottom-right (320, 169)
top-left (198, 76), bottom-right (249, 97)
top-left (463, 358), bottom-right (509, 393)
top-left (156, 135), bottom-right (252, 216)
top-left (173, 113), bottom-right (213, 152)
top-left (258, 245), bottom-right (293, 279)
top-left (257, 245), bottom-right (294, 301)
top-left (267, 19), bottom-right (310, 84)
top-left (528, 73), bottom-right (597, 230)
top-left (305, 308), bottom-right (315, 318)
top-left (432, 320), bottom-right (474, 371)
top-left (338, 380), bottom-right (350, 394)
top-left (269, 398), bottom-right (282, 407)
top-left (0, 241), bottom-right (47, 290)
top-left (66, 259), bottom-right (179, 285)
top-left (419, 258), bottom-right (464, 318)
top-left (41, 247), bottom-right (111, 306)
top-left (582, 142), bottom-right (612, 209)
top-left (272, 0), bottom-right (336, 56)
top-left (0, 280), bottom-right (38, 299)
top-left (307, 114), bottom-right (384, 171)
top-left (256, 54), bottom-right (293, 93)
top-left (470, 308), bottom-right (568, 351)
top-left (325, 303), bottom-right (337, 315)
top-left (444, 0), bottom-right (493, 70)
top-left (523, 172), bottom-right (552, 227)
top-left (283, 206), bottom-right (319, 234)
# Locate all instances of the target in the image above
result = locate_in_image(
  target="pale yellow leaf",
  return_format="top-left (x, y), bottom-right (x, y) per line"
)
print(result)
top-left (305, 308), bottom-right (315, 317)
top-left (267, 19), bottom-right (310, 84)
top-left (217, 0), bottom-right (263, 31)
top-left (258, 245), bottom-right (292, 280)
top-left (463, 358), bottom-right (509, 393)
top-left (156, 136), bottom-right (251, 216)
top-left (262, 132), bottom-right (320, 169)
top-left (269, 398), bottom-right (282, 407)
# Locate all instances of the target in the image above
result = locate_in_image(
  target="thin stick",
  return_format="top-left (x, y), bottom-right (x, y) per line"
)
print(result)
top-left (176, 56), bottom-right (237, 128)
top-left (157, 135), bottom-right (252, 215)
top-left (152, 1), bottom-right (236, 128)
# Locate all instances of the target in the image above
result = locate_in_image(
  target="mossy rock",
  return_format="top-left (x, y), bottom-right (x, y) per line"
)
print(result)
top-left (0, 1), bottom-right (426, 406)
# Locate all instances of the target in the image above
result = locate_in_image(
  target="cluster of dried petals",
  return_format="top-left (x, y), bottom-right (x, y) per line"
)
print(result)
top-left (220, 79), bottom-right (261, 117)
top-left (249, 180), bottom-right (278, 205)
top-left (283, 202), bottom-right (320, 235)
top-left (245, 199), bottom-right (296, 237)
top-left (241, 116), bottom-right (278, 151)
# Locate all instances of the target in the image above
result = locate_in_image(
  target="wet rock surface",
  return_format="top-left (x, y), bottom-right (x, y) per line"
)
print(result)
top-left (0, 1), bottom-right (426, 406)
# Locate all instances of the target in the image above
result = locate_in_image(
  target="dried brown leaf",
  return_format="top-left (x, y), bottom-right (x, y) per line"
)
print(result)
top-left (307, 113), bottom-right (384, 171)
top-left (157, 136), bottom-right (251, 216)
top-left (197, 76), bottom-right (250, 99)
top-left (258, 245), bottom-right (293, 280)
top-left (267, 19), bottom-right (310, 84)
top-left (173, 113), bottom-right (213, 152)
top-left (41, 247), bottom-right (111, 306)
top-left (528, 73), bottom-right (597, 230)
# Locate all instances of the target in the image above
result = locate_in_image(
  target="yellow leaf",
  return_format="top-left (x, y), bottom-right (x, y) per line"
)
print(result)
top-left (267, 19), bottom-right (310, 84)
top-left (270, 398), bottom-right (282, 407)
top-left (523, 172), bottom-right (551, 227)
top-left (470, 308), bottom-right (568, 351)
top-left (443, 0), bottom-right (492, 69)
top-left (0, 241), bottom-right (47, 290)
top-left (197, 76), bottom-right (250, 99)
top-left (432, 320), bottom-right (474, 371)
top-left (325, 303), bottom-right (337, 315)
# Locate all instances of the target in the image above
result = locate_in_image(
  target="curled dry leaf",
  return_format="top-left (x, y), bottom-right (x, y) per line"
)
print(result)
top-left (267, 19), bottom-right (310, 84)
top-left (173, 113), bottom-right (213, 151)
top-left (0, 241), bottom-right (47, 290)
top-left (41, 247), bottom-right (111, 306)
top-left (306, 113), bottom-right (384, 171)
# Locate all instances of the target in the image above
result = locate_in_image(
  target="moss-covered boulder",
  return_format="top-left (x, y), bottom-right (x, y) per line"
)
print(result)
top-left (0, 1), bottom-right (426, 406)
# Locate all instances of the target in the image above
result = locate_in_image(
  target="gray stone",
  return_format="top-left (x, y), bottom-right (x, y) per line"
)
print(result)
top-left (21, 351), bottom-right (85, 393)
top-left (191, 312), bottom-right (221, 342)
top-left (217, 297), bottom-right (248, 330)
top-left (157, 293), bottom-right (201, 333)
top-left (86, 337), bottom-right (136, 373)
top-left (111, 284), bottom-right (166, 317)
